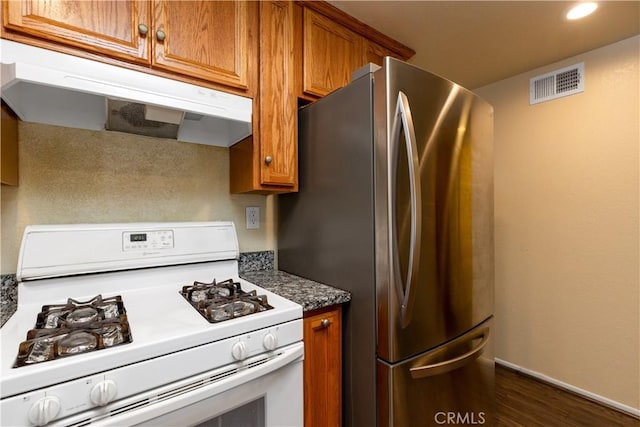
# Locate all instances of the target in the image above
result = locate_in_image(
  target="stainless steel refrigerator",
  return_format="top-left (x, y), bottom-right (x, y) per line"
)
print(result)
top-left (278, 58), bottom-right (494, 427)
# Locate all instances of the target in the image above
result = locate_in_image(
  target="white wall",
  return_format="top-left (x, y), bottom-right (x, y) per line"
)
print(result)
top-left (1, 123), bottom-right (275, 273)
top-left (476, 36), bottom-right (639, 411)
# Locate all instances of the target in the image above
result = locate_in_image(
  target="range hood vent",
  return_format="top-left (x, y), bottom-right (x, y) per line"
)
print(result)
top-left (0, 40), bottom-right (252, 147)
top-left (106, 100), bottom-right (180, 139)
top-left (529, 62), bottom-right (584, 105)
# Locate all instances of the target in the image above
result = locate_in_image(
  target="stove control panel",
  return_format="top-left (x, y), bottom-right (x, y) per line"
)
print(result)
top-left (122, 230), bottom-right (174, 252)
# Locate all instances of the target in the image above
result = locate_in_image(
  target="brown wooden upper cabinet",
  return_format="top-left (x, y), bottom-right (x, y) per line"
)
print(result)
top-left (152, 1), bottom-right (249, 89)
top-left (230, 0), bottom-right (298, 193)
top-left (299, 3), bottom-right (415, 99)
top-left (2, 0), bottom-right (149, 62)
top-left (257, 1), bottom-right (297, 188)
top-left (2, 0), bottom-right (251, 90)
top-left (302, 8), bottom-right (364, 98)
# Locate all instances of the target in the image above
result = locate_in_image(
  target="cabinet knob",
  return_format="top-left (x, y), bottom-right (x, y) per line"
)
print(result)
top-left (264, 155), bottom-right (273, 165)
top-left (138, 23), bottom-right (148, 36)
top-left (156, 30), bottom-right (166, 42)
top-left (320, 318), bottom-right (331, 328)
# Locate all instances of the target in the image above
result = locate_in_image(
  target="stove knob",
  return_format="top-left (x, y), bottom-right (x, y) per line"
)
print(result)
top-left (90, 380), bottom-right (117, 406)
top-left (263, 332), bottom-right (278, 351)
top-left (231, 341), bottom-right (247, 361)
top-left (28, 396), bottom-right (61, 426)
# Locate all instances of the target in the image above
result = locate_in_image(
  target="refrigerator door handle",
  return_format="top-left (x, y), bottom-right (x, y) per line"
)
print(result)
top-left (409, 327), bottom-right (490, 379)
top-left (390, 91), bottom-right (422, 329)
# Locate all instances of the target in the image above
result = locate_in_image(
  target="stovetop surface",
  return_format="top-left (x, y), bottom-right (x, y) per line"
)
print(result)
top-left (0, 260), bottom-right (302, 398)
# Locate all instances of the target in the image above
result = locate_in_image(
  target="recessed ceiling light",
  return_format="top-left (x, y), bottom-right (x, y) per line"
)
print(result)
top-left (566, 2), bottom-right (598, 20)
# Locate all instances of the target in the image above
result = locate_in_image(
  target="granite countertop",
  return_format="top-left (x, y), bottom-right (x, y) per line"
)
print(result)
top-left (0, 251), bottom-right (350, 327)
top-left (240, 270), bottom-right (351, 312)
top-left (1, 275), bottom-right (18, 327)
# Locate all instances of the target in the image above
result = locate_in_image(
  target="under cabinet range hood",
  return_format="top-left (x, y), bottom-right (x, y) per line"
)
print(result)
top-left (0, 40), bottom-right (252, 147)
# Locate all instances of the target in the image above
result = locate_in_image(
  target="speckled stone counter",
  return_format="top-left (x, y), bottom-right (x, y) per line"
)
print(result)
top-left (240, 270), bottom-right (351, 312)
top-left (1, 274), bottom-right (18, 327)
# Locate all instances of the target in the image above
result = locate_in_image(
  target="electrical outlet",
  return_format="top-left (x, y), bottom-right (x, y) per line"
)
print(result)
top-left (246, 207), bottom-right (260, 229)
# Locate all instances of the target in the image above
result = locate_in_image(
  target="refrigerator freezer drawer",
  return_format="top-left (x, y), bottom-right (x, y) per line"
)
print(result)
top-left (377, 318), bottom-right (494, 427)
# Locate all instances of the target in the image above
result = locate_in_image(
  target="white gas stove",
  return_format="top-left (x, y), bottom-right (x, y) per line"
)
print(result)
top-left (0, 222), bottom-right (303, 427)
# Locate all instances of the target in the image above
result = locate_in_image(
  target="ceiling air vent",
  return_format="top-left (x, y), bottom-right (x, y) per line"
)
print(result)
top-left (530, 62), bottom-right (584, 105)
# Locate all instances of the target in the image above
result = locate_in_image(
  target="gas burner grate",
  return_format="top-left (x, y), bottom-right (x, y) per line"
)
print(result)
top-left (13, 295), bottom-right (133, 368)
top-left (180, 278), bottom-right (273, 323)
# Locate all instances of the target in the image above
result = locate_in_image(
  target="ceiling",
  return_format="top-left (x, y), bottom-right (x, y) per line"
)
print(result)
top-left (328, 1), bottom-right (640, 89)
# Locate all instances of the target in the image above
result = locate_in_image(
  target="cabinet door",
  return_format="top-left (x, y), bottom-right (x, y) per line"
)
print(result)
top-left (2, 0), bottom-right (149, 63)
top-left (302, 7), bottom-right (365, 98)
top-left (303, 306), bottom-right (342, 427)
top-left (153, 0), bottom-right (249, 89)
top-left (259, 1), bottom-right (296, 187)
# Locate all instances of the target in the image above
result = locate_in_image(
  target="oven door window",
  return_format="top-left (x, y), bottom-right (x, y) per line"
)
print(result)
top-left (195, 398), bottom-right (265, 427)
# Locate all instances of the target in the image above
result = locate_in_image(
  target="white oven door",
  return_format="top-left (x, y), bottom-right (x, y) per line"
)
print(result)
top-left (135, 352), bottom-right (303, 427)
top-left (61, 342), bottom-right (304, 427)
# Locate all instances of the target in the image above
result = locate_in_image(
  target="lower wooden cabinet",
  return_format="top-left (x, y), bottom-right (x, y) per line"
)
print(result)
top-left (303, 305), bottom-right (342, 427)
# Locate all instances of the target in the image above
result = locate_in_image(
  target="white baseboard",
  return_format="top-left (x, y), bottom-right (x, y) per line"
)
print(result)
top-left (495, 358), bottom-right (640, 419)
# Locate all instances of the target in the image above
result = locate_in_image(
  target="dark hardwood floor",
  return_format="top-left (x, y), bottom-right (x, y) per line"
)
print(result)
top-left (496, 364), bottom-right (639, 426)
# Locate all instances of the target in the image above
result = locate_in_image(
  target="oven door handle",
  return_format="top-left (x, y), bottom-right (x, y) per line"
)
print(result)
top-left (84, 342), bottom-right (304, 427)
